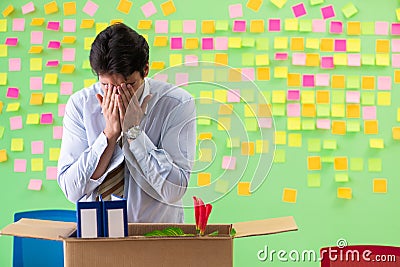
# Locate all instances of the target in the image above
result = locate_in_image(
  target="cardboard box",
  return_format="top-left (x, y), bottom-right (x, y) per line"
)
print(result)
top-left (1, 216), bottom-right (297, 267)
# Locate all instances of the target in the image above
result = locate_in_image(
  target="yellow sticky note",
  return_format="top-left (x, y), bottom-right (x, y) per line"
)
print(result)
top-left (30, 58), bottom-right (42, 71)
top-left (274, 67), bottom-right (288, 78)
top-left (301, 91), bottom-right (315, 104)
top-left (199, 132), bottom-right (212, 140)
top-left (197, 173), bottom-right (211, 186)
top-left (285, 18), bottom-right (298, 31)
top-left (199, 148), bottom-right (212, 162)
top-left (255, 54), bottom-right (269, 66)
top-left (84, 79), bottom-right (96, 88)
top-left (30, 93), bottom-right (43, 105)
top-left (274, 37), bottom-right (288, 49)
top-left (26, 114), bottom-right (40, 124)
top-left (218, 117), bottom-right (231, 131)
top-left (291, 37), bottom-right (304, 51)
top-left (271, 0), bottom-right (287, 8)
top-left (377, 92), bottom-right (391, 106)
top-left (49, 148), bottom-right (60, 161)
top-left (11, 138), bottom-right (24, 152)
top-left (44, 93), bottom-right (58, 103)
top-left (364, 120), bottom-right (378, 134)
top-left (288, 133), bottom-right (302, 147)
top-left (6, 103), bottom-right (20, 112)
top-left (111, 20), bottom-right (124, 27)
top-left (44, 1), bottom-right (58, 14)
top-left (185, 38), bottom-right (198, 49)
top-left (396, 70), bottom-right (400, 84)
top-left (202, 20), bottom-right (215, 34)
top-left (287, 117), bottom-right (301, 130)
top-left (117, 0), bottom-right (133, 14)
top-left (370, 138), bottom-right (384, 149)
top-left (250, 20), bottom-right (264, 33)
top-left (306, 38), bottom-right (319, 49)
top-left (274, 131), bottom-right (286, 145)
top-left (96, 23), bottom-right (108, 35)
top-left (169, 54), bottom-right (182, 67)
top-left (31, 18), bottom-right (45, 26)
top-left (0, 149), bottom-right (7, 162)
top-left (62, 36), bottom-right (76, 44)
top-left (214, 90), bottom-right (227, 103)
top-left (2, 5), bottom-right (14, 17)
top-left (238, 182), bottom-right (251, 196)
top-left (282, 188), bottom-right (297, 203)
top-left (256, 140), bottom-right (269, 153)
top-left (219, 104), bottom-right (233, 115)
top-left (0, 73), bottom-right (6, 85)
top-left (153, 36), bottom-right (168, 47)
top-left (0, 101), bottom-right (3, 114)
top-left (0, 44), bottom-right (8, 57)
top-left (161, 0), bottom-right (176, 16)
top-left (63, 2), bottom-right (76, 15)
top-left (150, 61), bottom-right (165, 70)
top-left (393, 127), bottom-right (400, 140)
top-left (331, 104), bottom-right (345, 117)
top-left (81, 19), bottom-right (95, 29)
top-left (246, 0), bottom-right (262, 12)
top-left (228, 37), bottom-right (242, 48)
top-left (31, 158), bottom-right (43, 172)
top-left (29, 46), bottom-right (43, 54)
top-left (334, 157), bottom-right (348, 171)
top-left (308, 156), bottom-right (321, 170)
top-left (84, 37), bottom-right (95, 50)
top-left (272, 90), bottom-right (285, 103)
top-left (337, 187), bottom-right (352, 199)
top-left (61, 65), bottom-right (75, 74)
top-left (138, 20), bottom-right (152, 30)
top-left (347, 39), bottom-right (360, 52)
top-left (44, 74), bottom-right (58, 84)
top-left (241, 142), bottom-right (255, 156)
top-left (376, 54), bottom-right (390, 66)
top-left (373, 179), bottom-right (387, 193)
top-left (0, 19), bottom-right (7, 32)
top-left (202, 69), bottom-right (215, 82)
top-left (333, 54), bottom-right (347, 66)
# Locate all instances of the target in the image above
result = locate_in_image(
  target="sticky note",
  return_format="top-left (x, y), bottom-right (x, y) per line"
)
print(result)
top-left (31, 18), bottom-right (45, 26)
top-left (11, 138), bottom-right (24, 151)
top-left (117, 0), bottom-right (132, 14)
top-left (31, 141), bottom-right (44, 155)
top-left (197, 173), bottom-right (211, 187)
top-left (182, 20), bottom-right (196, 34)
top-left (6, 102), bottom-right (20, 112)
top-left (285, 18), bottom-right (298, 31)
top-left (307, 174), bottom-right (320, 187)
top-left (161, 0), bottom-right (176, 16)
top-left (250, 20), bottom-right (264, 33)
top-left (63, 2), bottom-right (76, 15)
top-left (332, 120), bottom-right (346, 135)
top-left (334, 157), bottom-right (348, 171)
top-left (10, 116), bottom-right (23, 130)
top-left (28, 179), bottom-right (42, 191)
top-left (0, 149), bottom-right (7, 162)
top-left (368, 158), bottom-right (382, 172)
top-left (349, 158), bottom-right (363, 171)
top-left (214, 179), bottom-right (229, 194)
top-left (228, 4), bottom-right (243, 18)
top-left (226, 137), bottom-right (240, 148)
top-left (238, 182), bottom-right (251, 196)
top-left (292, 3), bottom-right (307, 18)
top-left (342, 2), bottom-right (358, 18)
top-left (337, 187), bottom-right (352, 199)
top-left (31, 158), bottom-right (43, 172)
top-left (14, 159), bottom-right (27, 172)
top-left (392, 127), bottom-right (400, 140)
top-left (288, 133), bottom-right (301, 147)
top-left (299, 19), bottom-right (312, 32)
top-left (292, 53), bottom-right (306, 65)
top-left (81, 19), bottom-right (94, 29)
top-left (335, 173), bottom-right (349, 183)
top-left (2, 5), bottom-right (14, 17)
top-left (369, 138), bottom-right (384, 149)
top-left (44, 1), bottom-right (58, 14)
top-left (48, 41), bottom-right (61, 49)
top-left (40, 113), bottom-right (53, 124)
top-left (0, 126), bottom-right (4, 138)
top-left (372, 179), bottom-right (387, 193)
top-left (217, 117), bottom-right (231, 131)
top-left (282, 188), bottom-right (297, 203)
top-left (247, 0), bottom-right (262, 12)
top-left (312, 19), bottom-right (326, 32)
top-left (321, 5), bottom-right (335, 19)
top-left (310, 0), bottom-right (324, 5)
top-left (377, 92), bottom-right (391, 106)
top-left (222, 156), bottom-right (236, 170)
top-left (5, 37), bottom-right (18, 46)
top-left (21, 2), bottom-right (35, 14)
top-left (233, 20), bottom-right (246, 32)
top-left (82, 0), bottom-right (98, 16)
top-left (308, 156), bottom-right (321, 170)
top-left (26, 114), bottom-right (39, 125)
top-left (364, 120), bottom-right (378, 134)
top-left (49, 148), bottom-right (61, 161)
top-left (47, 21), bottom-right (60, 31)
top-left (46, 167), bottom-right (57, 180)
top-left (241, 142), bottom-right (255, 156)
top-left (44, 74), bottom-right (57, 84)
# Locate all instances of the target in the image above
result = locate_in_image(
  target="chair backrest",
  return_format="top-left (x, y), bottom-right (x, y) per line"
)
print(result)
top-left (13, 210), bottom-right (76, 267)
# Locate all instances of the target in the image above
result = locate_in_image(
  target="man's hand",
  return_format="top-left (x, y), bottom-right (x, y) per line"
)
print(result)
top-left (96, 84), bottom-right (121, 141)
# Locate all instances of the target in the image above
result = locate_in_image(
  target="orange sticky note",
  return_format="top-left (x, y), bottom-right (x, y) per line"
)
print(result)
top-left (150, 61), bottom-right (165, 70)
top-left (306, 53), bottom-right (319, 66)
top-left (347, 21), bottom-right (361, 35)
top-left (215, 53), bottom-right (228, 65)
top-left (63, 2), bottom-right (76, 15)
top-left (258, 104), bottom-right (272, 117)
top-left (316, 90), bottom-right (330, 104)
top-left (217, 118), bottom-right (231, 130)
top-left (44, 1), bottom-right (58, 14)
top-left (395, 70), bottom-right (400, 84)
top-left (364, 120), bottom-right (378, 134)
top-left (62, 36), bottom-right (76, 44)
top-left (376, 39), bottom-right (390, 53)
top-left (110, 19), bottom-right (124, 25)
top-left (337, 187), bottom-right (352, 199)
top-left (246, 0), bottom-right (262, 12)
top-left (290, 37), bottom-right (304, 51)
top-left (250, 20), bottom-right (264, 33)
top-left (241, 142), bottom-right (255, 156)
top-left (2, 5), bottom-right (14, 17)
top-left (332, 121), bottom-right (346, 135)
top-left (160, 0), bottom-right (176, 16)
top-left (30, 93), bottom-right (43, 105)
top-left (31, 18), bottom-right (45, 26)
top-left (302, 104), bottom-right (316, 117)
top-left (346, 104), bottom-right (360, 118)
top-left (153, 36), bottom-right (168, 46)
top-left (361, 76), bottom-right (375, 90)
top-left (60, 65), bottom-right (75, 74)
top-left (331, 75), bottom-right (345, 89)
top-left (117, 0), bottom-right (133, 14)
top-left (308, 156), bottom-right (321, 170)
top-left (185, 38), bottom-right (198, 49)
top-left (238, 182), bottom-right (251, 196)
top-left (282, 188), bottom-right (297, 203)
top-left (218, 104), bottom-right (233, 115)
top-left (81, 19), bottom-right (95, 29)
top-left (257, 67), bottom-right (270, 81)
top-left (393, 127), bottom-right (400, 140)
top-left (197, 173), bottom-right (211, 186)
top-left (334, 157), bottom-right (348, 171)
top-left (202, 20), bottom-right (215, 34)
top-left (373, 179), bottom-right (387, 193)
top-left (320, 38), bottom-right (334, 52)
top-left (137, 20), bottom-right (152, 30)
top-left (29, 46), bottom-right (43, 54)
top-left (287, 73), bottom-right (301, 87)
top-left (199, 132), bottom-right (212, 140)
top-left (0, 149), bottom-right (7, 162)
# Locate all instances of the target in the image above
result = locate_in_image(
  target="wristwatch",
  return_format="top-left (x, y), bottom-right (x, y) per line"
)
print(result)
top-left (125, 125), bottom-right (141, 140)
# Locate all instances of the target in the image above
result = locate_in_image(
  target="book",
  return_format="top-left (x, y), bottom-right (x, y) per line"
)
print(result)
top-left (101, 194), bottom-right (128, 238)
top-left (76, 195), bottom-right (103, 238)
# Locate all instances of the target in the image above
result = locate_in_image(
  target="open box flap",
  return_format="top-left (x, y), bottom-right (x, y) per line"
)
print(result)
top-left (232, 216), bottom-right (297, 238)
top-left (0, 218), bottom-right (76, 241)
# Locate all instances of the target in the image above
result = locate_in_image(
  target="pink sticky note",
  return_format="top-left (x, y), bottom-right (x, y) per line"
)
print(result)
top-left (83, 0), bottom-right (99, 17)
top-left (330, 21), bottom-right (342, 34)
top-left (53, 126), bottom-right (63, 139)
top-left (31, 141), bottom-right (44, 154)
top-left (348, 54), bottom-right (361, 66)
top-left (10, 116), bottom-right (23, 130)
top-left (233, 20), bottom-right (246, 32)
top-left (392, 40), bottom-right (400, 52)
top-left (227, 90), bottom-right (240, 102)
top-left (229, 4), bottom-right (243, 18)
top-left (30, 77), bottom-right (42, 90)
top-left (312, 19), bottom-right (326, 32)
top-left (317, 119), bottom-right (331, 129)
top-left (175, 73), bottom-right (189, 86)
top-left (12, 18), bottom-right (25, 31)
top-left (334, 39), bottom-right (346, 52)
top-left (40, 113), bottom-right (53, 124)
top-left (6, 87), bottom-right (19, 98)
top-left (391, 23), bottom-right (400, 35)
top-left (269, 19), bottom-right (281, 32)
top-left (362, 106), bottom-right (376, 120)
top-left (14, 159), bottom-right (27, 172)
top-left (5, 37), bottom-right (18, 46)
top-left (22, 2), bottom-right (35, 14)
top-left (58, 104), bottom-right (66, 117)
top-left (346, 91), bottom-right (360, 103)
top-left (46, 60), bottom-right (59, 67)
top-left (170, 37), bottom-right (183, 50)
top-left (392, 54), bottom-right (400, 68)
top-left (215, 37), bottom-right (228, 50)
top-left (377, 76), bottom-right (392, 90)
top-left (316, 74), bottom-right (329, 86)
top-left (302, 74), bottom-right (315, 87)
top-left (258, 118), bottom-right (272, 128)
top-left (62, 48), bottom-right (76, 61)
top-left (183, 20), bottom-right (196, 33)
top-left (31, 31), bottom-right (43, 44)
top-left (275, 53), bottom-right (288, 60)
top-left (63, 19), bottom-right (76, 32)
top-left (153, 74), bottom-right (168, 82)
top-left (155, 20), bottom-right (168, 33)
top-left (321, 5), bottom-right (335, 19)
top-left (287, 103), bottom-right (300, 117)
top-left (375, 21), bottom-right (389, 35)
top-left (141, 1), bottom-right (157, 18)
top-left (47, 21), bottom-right (60, 31)
top-left (321, 56), bottom-right (334, 69)
top-left (201, 38), bottom-right (214, 50)
top-left (60, 82), bottom-right (73, 95)
top-left (292, 53), bottom-right (306, 65)
top-left (222, 156), bottom-right (236, 170)
top-left (287, 90), bottom-right (300, 101)
top-left (28, 179), bottom-right (42, 191)
top-left (48, 41), bottom-right (61, 49)
top-left (241, 68), bottom-right (255, 81)
top-left (9, 58), bottom-right (21, 72)
top-left (46, 166), bottom-right (58, 180)
top-left (184, 55), bottom-right (198, 66)
top-left (292, 3), bottom-right (307, 18)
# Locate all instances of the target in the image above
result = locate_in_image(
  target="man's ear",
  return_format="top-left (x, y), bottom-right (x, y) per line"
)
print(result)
top-left (143, 63), bottom-right (149, 78)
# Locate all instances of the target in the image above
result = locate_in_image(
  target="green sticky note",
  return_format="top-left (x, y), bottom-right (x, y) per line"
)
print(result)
top-left (335, 173), bottom-right (349, 182)
top-left (261, 91), bottom-right (271, 103)
top-left (216, 69), bottom-right (228, 82)
top-left (245, 118), bottom-right (258, 131)
top-left (361, 92), bottom-right (375, 105)
top-left (368, 158), bottom-right (382, 172)
top-left (242, 89), bottom-right (255, 102)
top-left (242, 38), bottom-right (255, 47)
top-left (0, 126), bottom-right (4, 139)
top-left (323, 140), bottom-right (337, 150)
top-left (307, 173), bottom-right (321, 187)
top-left (214, 179), bottom-right (229, 194)
top-left (350, 158), bottom-right (363, 171)
top-left (361, 22), bottom-right (374, 35)
top-left (302, 119), bottom-right (315, 130)
top-left (347, 120), bottom-right (360, 132)
top-left (242, 53), bottom-right (255, 66)
top-left (274, 149), bottom-right (285, 163)
top-left (317, 104), bottom-right (330, 117)
top-left (342, 2), bottom-right (358, 18)
top-left (299, 19), bottom-right (312, 32)
top-left (82, 60), bottom-right (91, 69)
top-left (170, 20), bottom-right (182, 33)
top-left (197, 117), bottom-right (211, 125)
top-left (256, 38), bottom-right (269, 51)
top-left (361, 54), bottom-right (375, 66)
top-left (321, 156), bottom-right (334, 163)
top-left (347, 76), bottom-right (360, 89)
top-left (272, 104), bottom-right (285, 116)
top-left (201, 53), bottom-right (214, 62)
top-left (310, 0), bottom-right (324, 5)
top-left (331, 91), bottom-right (345, 104)
top-left (216, 20), bottom-right (229, 31)
top-left (227, 137), bottom-right (240, 148)
top-left (308, 139), bottom-right (321, 152)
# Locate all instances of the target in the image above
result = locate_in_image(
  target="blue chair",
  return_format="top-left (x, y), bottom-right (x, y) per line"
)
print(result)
top-left (13, 210), bottom-right (76, 267)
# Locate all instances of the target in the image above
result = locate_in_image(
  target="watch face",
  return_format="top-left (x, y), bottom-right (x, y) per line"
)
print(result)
top-left (127, 126), bottom-right (140, 139)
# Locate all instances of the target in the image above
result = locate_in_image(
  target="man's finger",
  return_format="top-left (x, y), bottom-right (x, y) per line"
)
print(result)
top-left (118, 85), bottom-right (129, 111)
top-left (96, 94), bottom-right (103, 105)
top-left (141, 94), bottom-right (153, 114)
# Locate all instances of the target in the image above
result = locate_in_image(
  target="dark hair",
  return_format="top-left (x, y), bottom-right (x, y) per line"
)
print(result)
top-left (89, 23), bottom-right (149, 78)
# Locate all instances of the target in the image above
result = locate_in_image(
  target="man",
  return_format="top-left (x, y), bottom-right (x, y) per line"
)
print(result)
top-left (57, 23), bottom-right (196, 223)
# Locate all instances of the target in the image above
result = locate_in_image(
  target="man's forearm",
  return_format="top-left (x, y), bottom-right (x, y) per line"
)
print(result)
top-left (91, 133), bottom-right (118, 180)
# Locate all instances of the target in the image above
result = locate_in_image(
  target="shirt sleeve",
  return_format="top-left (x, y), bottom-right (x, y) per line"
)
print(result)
top-left (123, 96), bottom-right (196, 204)
top-left (57, 95), bottom-right (109, 203)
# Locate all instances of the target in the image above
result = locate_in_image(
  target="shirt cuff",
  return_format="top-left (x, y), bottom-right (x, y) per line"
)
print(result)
top-left (87, 132), bottom-right (109, 186)
top-left (128, 131), bottom-right (156, 161)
